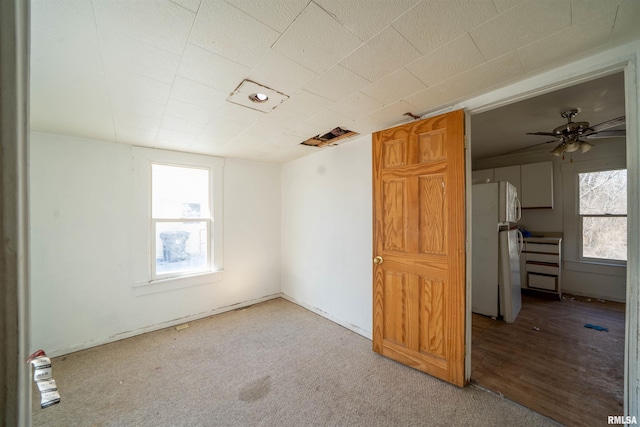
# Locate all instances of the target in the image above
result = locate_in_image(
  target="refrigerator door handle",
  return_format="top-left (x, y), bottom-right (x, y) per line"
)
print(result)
top-left (516, 196), bottom-right (522, 222)
top-left (517, 229), bottom-right (524, 254)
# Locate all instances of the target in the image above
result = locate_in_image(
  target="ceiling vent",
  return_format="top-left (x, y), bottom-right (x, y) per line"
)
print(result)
top-left (301, 127), bottom-right (359, 148)
top-left (227, 79), bottom-right (288, 113)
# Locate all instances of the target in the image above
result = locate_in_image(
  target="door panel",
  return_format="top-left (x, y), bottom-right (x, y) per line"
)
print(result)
top-left (383, 139), bottom-right (408, 168)
top-left (382, 270), bottom-right (409, 347)
top-left (419, 276), bottom-right (445, 358)
top-left (418, 129), bottom-right (446, 163)
top-left (382, 179), bottom-right (407, 252)
top-left (373, 110), bottom-right (466, 387)
top-left (419, 174), bottom-right (446, 255)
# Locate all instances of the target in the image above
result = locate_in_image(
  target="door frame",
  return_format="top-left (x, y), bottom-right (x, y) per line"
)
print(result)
top-left (1, 0), bottom-right (31, 425)
top-left (419, 42), bottom-right (639, 417)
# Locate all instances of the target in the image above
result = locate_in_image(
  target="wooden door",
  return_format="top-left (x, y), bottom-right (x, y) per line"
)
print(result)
top-left (372, 110), bottom-right (466, 387)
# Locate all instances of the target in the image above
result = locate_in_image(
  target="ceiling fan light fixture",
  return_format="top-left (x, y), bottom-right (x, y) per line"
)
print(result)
top-left (523, 101), bottom-right (625, 160)
top-left (550, 144), bottom-right (566, 157)
top-left (579, 141), bottom-right (594, 153)
top-left (564, 140), bottom-right (580, 153)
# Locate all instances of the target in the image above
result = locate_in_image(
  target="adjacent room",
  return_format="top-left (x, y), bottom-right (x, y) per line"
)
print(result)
top-left (3, 0), bottom-right (640, 425)
top-left (469, 72), bottom-right (627, 426)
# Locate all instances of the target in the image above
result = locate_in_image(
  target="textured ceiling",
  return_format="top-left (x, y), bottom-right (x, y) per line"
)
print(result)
top-left (30, 0), bottom-right (640, 164)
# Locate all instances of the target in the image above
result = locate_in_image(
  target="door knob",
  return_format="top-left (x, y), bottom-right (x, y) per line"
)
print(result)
top-left (373, 256), bottom-right (384, 264)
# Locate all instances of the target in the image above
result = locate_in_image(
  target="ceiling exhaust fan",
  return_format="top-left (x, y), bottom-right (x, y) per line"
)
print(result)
top-left (526, 108), bottom-right (626, 157)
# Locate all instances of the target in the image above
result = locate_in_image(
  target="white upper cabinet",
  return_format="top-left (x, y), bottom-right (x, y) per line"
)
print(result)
top-left (472, 169), bottom-right (494, 183)
top-left (520, 161), bottom-right (553, 208)
top-left (472, 161), bottom-right (553, 209)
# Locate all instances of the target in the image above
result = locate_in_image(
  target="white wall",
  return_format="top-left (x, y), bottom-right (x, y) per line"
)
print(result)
top-left (281, 136), bottom-right (373, 337)
top-left (29, 132), bottom-right (281, 356)
top-left (472, 139), bottom-right (627, 301)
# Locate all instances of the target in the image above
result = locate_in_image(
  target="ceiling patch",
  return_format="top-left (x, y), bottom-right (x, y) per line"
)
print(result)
top-left (227, 79), bottom-right (288, 113)
top-left (301, 127), bottom-right (359, 148)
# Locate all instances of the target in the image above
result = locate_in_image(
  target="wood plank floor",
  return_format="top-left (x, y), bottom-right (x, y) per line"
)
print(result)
top-left (471, 293), bottom-right (625, 427)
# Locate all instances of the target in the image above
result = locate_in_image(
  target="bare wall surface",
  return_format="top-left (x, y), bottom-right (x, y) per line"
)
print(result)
top-left (281, 135), bottom-right (373, 337)
top-left (29, 133), bottom-right (281, 356)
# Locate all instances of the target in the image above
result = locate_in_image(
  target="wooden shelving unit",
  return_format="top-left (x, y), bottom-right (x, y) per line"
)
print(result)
top-left (522, 237), bottom-right (562, 299)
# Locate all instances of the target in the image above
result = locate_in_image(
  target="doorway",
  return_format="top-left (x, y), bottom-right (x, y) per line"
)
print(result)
top-left (467, 71), bottom-right (628, 425)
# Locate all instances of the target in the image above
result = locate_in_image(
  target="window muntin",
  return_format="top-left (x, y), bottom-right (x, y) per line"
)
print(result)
top-left (578, 169), bottom-right (627, 262)
top-left (151, 164), bottom-right (211, 278)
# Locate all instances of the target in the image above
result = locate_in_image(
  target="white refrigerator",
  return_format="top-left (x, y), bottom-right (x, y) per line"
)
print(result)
top-left (472, 182), bottom-right (523, 323)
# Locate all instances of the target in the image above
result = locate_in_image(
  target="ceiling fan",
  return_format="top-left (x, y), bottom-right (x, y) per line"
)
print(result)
top-left (526, 108), bottom-right (626, 157)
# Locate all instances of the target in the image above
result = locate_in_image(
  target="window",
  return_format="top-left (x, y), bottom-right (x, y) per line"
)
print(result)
top-left (152, 164), bottom-right (211, 278)
top-left (132, 146), bottom-right (224, 294)
top-left (578, 169), bottom-right (627, 262)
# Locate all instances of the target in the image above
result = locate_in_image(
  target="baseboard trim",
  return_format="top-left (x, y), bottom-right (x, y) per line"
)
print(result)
top-left (46, 293), bottom-right (373, 357)
top-left (47, 293), bottom-right (282, 357)
top-left (561, 289), bottom-right (626, 303)
top-left (280, 294), bottom-right (372, 340)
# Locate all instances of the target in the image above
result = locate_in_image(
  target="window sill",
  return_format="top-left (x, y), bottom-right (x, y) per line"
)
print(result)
top-left (563, 260), bottom-right (626, 277)
top-left (133, 270), bottom-right (224, 296)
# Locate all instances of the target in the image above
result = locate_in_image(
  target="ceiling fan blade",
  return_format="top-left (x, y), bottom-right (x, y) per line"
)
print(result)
top-left (584, 115), bottom-right (625, 134)
top-left (501, 140), bottom-right (558, 156)
top-left (526, 132), bottom-right (557, 137)
top-left (586, 129), bottom-right (626, 139)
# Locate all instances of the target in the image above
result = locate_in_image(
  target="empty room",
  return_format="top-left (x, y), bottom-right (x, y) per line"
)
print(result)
top-left (2, 1), bottom-right (640, 426)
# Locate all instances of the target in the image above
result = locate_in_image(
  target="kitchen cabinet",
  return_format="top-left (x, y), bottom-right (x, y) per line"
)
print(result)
top-left (520, 162), bottom-right (553, 208)
top-left (522, 237), bottom-right (562, 299)
top-left (472, 169), bottom-right (493, 183)
top-left (471, 161), bottom-right (553, 208)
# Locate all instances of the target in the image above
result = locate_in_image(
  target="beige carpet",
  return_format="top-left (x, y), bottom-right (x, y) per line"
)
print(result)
top-left (32, 298), bottom-right (558, 426)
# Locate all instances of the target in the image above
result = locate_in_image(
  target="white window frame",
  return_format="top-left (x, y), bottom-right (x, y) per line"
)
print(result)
top-left (132, 147), bottom-right (224, 295)
top-left (150, 163), bottom-right (212, 280)
top-left (562, 156), bottom-right (627, 270)
top-left (577, 169), bottom-right (627, 265)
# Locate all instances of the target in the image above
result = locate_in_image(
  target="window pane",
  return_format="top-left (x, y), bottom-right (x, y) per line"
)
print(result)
top-left (152, 164), bottom-right (209, 219)
top-left (155, 221), bottom-right (209, 275)
top-left (579, 169), bottom-right (627, 215)
top-left (582, 216), bottom-right (627, 261)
